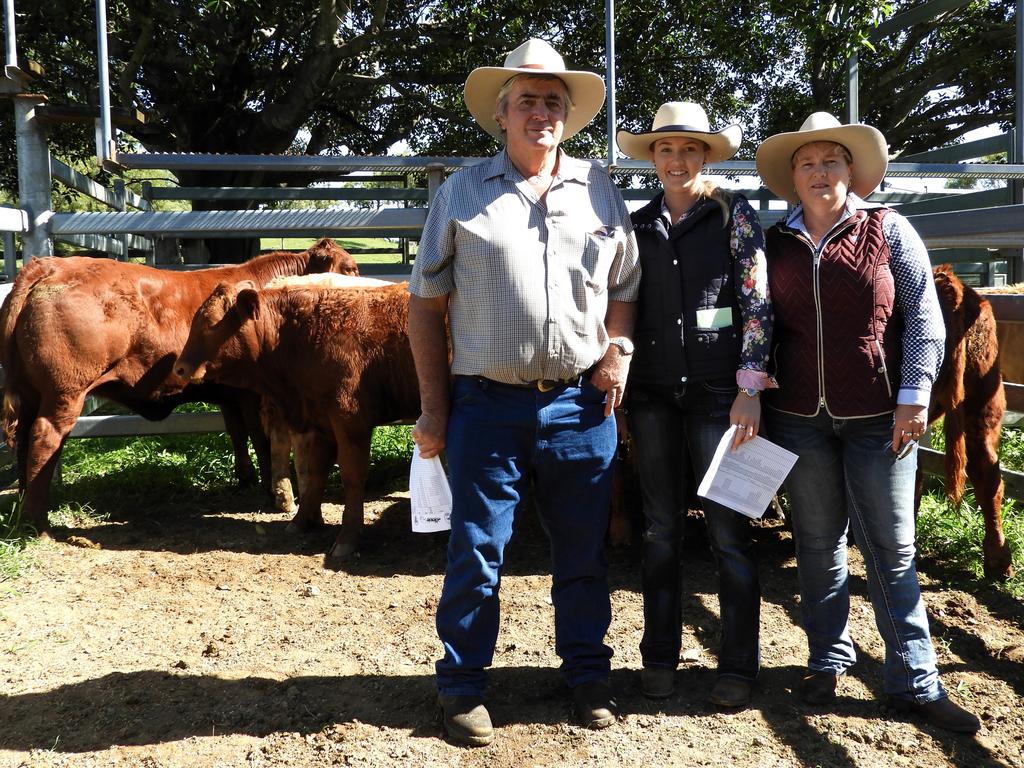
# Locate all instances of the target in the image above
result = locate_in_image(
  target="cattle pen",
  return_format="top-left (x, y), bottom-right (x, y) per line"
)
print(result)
top-left (1, 0), bottom-right (1024, 500)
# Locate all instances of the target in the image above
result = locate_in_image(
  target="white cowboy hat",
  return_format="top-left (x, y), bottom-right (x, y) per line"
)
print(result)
top-left (755, 112), bottom-right (889, 205)
top-left (463, 38), bottom-right (606, 141)
top-left (616, 102), bottom-right (742, 163)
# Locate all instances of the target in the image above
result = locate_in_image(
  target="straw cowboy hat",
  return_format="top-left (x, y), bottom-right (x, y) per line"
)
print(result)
top-left (755, 112), bottom-right (889, 205)
top-left (463, 38), bottom-right (606, 141)
top-left (616, 102), bottom-right (742, 163)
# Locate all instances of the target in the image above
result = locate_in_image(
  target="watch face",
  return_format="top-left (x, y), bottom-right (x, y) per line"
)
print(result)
top-left (742, 387), bottom-right (759, 397)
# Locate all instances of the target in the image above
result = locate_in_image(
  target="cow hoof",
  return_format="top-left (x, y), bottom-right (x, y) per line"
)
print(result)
top-left (286, 516), bottom-right (325, 534)
top-left (983, 552), bottom-right (1014, 582)
top-left (329, 537), bottom-right (358, 561)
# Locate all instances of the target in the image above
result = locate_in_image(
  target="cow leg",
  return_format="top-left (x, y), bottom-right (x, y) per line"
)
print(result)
top-left (292, 429), bottom-right (326, 504)
top-left (14, 397), bottom-right (38, 491)
top-left (260, 399), bottom-right (296, 515)
top-left (22, 393), bottom-right (85, 534)
top-left (219, 399), bottom-right (259, 488)
top-left (287, 431), bottom-right (333, 533)
top-left (328, 426), bottom-right (372, 561)
top-left (238, 392), bottom-right (272, 493)
top-left (963, 410), bottom-right (1013, 581)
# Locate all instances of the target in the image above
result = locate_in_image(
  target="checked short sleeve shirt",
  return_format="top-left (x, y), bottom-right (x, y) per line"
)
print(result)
top-left (410, 148), bottom-right (641, 385)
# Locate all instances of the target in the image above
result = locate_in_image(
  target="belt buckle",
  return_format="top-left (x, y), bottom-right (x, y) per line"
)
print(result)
top-left (536, 379), bottom-right (556, 392)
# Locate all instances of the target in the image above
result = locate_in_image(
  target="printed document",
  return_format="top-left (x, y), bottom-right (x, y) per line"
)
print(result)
top-left (697, 426), bottom-right (799, 519)
top-left (409, 445), bottom-right (452, 532)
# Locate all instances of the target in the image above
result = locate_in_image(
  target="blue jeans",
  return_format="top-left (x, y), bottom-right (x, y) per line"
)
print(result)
top-left (766, 408), bottom-right (945, 703)
top-left (435, 375), bottom-right (617, 697)
top-left (628, 381), bottom-right (761, 681)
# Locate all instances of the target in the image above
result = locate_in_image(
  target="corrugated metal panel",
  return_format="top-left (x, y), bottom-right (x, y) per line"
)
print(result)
top-left (49, 207), bottom-right (428, 238)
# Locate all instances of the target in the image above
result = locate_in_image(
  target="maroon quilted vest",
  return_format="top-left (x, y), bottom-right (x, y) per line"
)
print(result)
top-left (764, 208), bottom-right (903, 418)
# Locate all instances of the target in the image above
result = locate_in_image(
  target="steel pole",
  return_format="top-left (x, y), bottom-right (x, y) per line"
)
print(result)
top-left (1013, 0), bottom-right (1024, 280)
top-left (846, 53), bottom-right (859, 124)
top-left (605, 0), bottom-right (616, 167)
top-left (4, 0), bottom-right (16, 68)
top-left (96, 0), bottom-right (114, 162)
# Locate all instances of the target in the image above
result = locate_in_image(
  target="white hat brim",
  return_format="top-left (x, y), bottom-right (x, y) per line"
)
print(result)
top-left (464, 66), bottom-right (606, 141)
top-left (755, 123), bottom-right (889, 205)
top-left (615, 124), bottom-right (742, 163)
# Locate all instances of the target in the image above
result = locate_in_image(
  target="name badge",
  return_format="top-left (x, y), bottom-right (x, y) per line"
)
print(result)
top-left (695, 307), bottom-right (734, 330)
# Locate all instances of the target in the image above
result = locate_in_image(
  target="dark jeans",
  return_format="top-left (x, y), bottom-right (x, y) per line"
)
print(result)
top-left (628, 381), bottom-right (761, 681)
top-left (435, 375), bottom-right (617, 697)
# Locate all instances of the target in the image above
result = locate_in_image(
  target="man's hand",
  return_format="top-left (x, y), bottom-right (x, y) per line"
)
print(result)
top-left (590, 345), bottom-right (631, 417)
top-left (412, 410), bottom-right (448, 459)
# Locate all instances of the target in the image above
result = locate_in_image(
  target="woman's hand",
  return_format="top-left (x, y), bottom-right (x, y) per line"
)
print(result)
top-left (729, 393), bottom-right (761, 451)
top-left (892, 403), bottom-right (928, 456)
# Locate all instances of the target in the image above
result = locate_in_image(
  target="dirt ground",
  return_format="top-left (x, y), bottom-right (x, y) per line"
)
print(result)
top-left (1, 485), bottom-right (1023, 768)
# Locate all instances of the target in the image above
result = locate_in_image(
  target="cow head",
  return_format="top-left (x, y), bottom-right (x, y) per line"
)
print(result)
top-left (174, 280), bottom-right (260, 383)
top-left (305, 237), bottom-right (359, 276)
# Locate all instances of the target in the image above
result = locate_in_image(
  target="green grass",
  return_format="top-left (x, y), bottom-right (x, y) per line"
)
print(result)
top-left (0, 422), bottom-right (416, 588)
top-left (917, 419), bottom-right (1024, 596)
top-left (260, 237), bottom-right (413, 264)
top-left (0, 496), bottom-right (34, 594)
top-left (917, 489), bottom-right (1024, 597)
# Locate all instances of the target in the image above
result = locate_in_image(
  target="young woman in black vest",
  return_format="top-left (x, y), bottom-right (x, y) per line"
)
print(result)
top-left (616, 102), bottom-right (774, 707)
top-left (755, 113), bottom-right (979, 733)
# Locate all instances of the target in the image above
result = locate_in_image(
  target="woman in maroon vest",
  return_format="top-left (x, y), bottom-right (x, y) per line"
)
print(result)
top-left (616, 102), bottom-right (774, 707)
top-left (755, 113), bottom-right (979, 733)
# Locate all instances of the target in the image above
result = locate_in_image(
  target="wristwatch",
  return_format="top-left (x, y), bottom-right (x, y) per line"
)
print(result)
top-left (740, 387), bottom-right (760, 398)
top-left (608, 336), bottom-right (634, 356)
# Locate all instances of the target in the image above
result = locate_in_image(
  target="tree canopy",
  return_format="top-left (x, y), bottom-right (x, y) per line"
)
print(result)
top-left (0, 0), bottom-right (1015, 198)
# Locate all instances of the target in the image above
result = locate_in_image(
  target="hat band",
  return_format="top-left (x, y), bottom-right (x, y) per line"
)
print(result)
top-left (653, 123), bottom-right (710, 134)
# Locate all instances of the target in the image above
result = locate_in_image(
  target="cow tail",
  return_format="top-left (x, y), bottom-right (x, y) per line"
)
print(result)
top-left (942, 336), bottom-right (968, 509)
top-left (1, 259), bottom-right (52, 449)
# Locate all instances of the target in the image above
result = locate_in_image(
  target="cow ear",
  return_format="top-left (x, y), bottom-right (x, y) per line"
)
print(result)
top-left (236, 288), bottom-right (260, 321)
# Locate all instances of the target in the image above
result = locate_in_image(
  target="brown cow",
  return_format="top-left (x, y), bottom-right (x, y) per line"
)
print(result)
top-left (260, 273), bottom-right (395, 514)
top-left (929, 265), bottom-right (1012, 580)
top-left (1, 238), bottom-right (358, 534)
top-left (173, 280), bottom-right (419, 560)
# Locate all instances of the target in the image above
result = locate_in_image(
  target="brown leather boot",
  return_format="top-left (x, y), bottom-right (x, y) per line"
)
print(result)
top-left (572, 679), bottom-right (617, 729)
top-left (800, 671), bottom-right (842, 704)
top-left (438, 695), bottom-right (494, 746)
top-left (887, 696), bottom-right (981, 734)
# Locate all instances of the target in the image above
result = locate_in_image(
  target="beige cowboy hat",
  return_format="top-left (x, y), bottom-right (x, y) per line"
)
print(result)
top-left (463, 38), bottom-right (606, 141)
top-left (616, 102), bottom-right (742, 163)
top-left (755, 112), bottom-right (889, 205)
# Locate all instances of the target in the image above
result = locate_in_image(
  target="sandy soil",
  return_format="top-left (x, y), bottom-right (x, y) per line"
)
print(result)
top-left (0, 486), bottom-right (1022, 768)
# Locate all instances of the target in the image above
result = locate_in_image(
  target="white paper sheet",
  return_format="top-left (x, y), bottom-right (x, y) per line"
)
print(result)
top-left (409, 445), bottom-right (452, 532)
top-left (697, 426), bottom-right (799, 519)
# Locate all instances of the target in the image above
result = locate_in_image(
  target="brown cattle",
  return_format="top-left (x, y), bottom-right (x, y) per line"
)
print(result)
top-left (260, 273), bottom-right (395, 514)
top-left (929, 265), bottom-right (1012, 580)
top-left (1, 238), bottom-right (358, 533)
top-left (173, 281), bottom-right (419, 559)
top-left (978, 282), bottom-right (1024, 386)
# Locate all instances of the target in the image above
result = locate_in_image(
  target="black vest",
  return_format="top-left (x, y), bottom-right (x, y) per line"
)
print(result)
top-left (628, 192), bottom-right (742, 391)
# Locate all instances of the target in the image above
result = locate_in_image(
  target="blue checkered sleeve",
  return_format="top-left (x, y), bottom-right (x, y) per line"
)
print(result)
top-left (884, 212), bottom-right (945, 406)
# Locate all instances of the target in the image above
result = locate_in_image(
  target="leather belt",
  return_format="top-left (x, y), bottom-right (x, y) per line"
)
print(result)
top-left (459, 372), bottom-right (590, 392)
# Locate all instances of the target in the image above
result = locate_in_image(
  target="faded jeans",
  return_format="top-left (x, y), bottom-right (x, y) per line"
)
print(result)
top-left (628, 380), bottom-right (761, 681)
top-left (766, 408), bottom-right (945, 703)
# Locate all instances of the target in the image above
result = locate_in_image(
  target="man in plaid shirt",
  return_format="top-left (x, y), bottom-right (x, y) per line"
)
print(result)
top-left (408, 38), bottom-right (640, 747)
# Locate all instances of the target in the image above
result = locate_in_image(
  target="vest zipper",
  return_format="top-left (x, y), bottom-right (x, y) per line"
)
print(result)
top-left (786, 215), bottom-right (860, 416)
top-left (874, 339), bottom-right (893, 398)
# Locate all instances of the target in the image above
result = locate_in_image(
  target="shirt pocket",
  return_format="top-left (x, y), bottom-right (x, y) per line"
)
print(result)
top-left (581, 231), bottom-right (617, 293)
